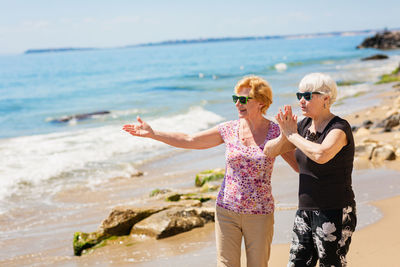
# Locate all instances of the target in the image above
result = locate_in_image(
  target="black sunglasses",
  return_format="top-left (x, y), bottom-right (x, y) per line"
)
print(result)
top-left (232, 95), bottom-right (252, 104)
top-left (296, 92), bottom-right (322, 101)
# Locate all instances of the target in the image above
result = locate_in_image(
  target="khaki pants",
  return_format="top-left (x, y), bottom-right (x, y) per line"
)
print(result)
top-left (215, 205), bottom-right (274, 267)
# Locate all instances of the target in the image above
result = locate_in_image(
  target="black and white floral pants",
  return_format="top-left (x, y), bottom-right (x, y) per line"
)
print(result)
top-left (288, 206), bottom-right (357, 267)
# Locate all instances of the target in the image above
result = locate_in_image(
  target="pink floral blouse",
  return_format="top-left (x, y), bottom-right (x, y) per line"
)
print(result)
top-left (217, 120), bottom-right (280, 214)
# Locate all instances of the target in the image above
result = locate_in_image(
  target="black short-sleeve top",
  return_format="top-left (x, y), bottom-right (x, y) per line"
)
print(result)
top-left (295, 116), bottom-right (356, 210)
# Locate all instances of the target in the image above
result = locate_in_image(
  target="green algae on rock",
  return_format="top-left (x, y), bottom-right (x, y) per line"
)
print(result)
top-left (73, 231), bottom-right (108, 256)
top-left (195, 168), bottom-right (225, 187)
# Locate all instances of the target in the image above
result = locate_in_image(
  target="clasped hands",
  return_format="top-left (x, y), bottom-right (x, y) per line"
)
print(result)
top-left (275, 105), bottom-right (298, 138)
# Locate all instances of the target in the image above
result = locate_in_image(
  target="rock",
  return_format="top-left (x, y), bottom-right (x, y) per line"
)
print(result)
top-left (382, 113), bottom-right (400, 132)
top-left (385, 110), bottom-right (399, 118)
top-left (357, 30), bottom-right (400, 50)
top-left (73, 231), bottom-right (106, 256)
top-left (362, 120), bottom-right (374, 129)
top-left (131, 207), bottom-right (210, 239)
top-left (130, 171), bottom-right (144, 178)
top-left (49, 110), bottom-right (110, 123)
top-left (371, 145), bottom-right (396, 161)
top-left (361, 54), bottom-right (389, 61)
top-left (396, 148), bottom-right (400, 158)
top-left (195, 168), bottom-right (225, 187)
top-left (99, 206), bottom-right (165, 236)
top-left (355, 143), bottom-right (377, 160)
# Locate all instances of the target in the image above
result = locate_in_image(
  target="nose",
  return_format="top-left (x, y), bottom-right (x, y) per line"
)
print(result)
top-left (299, 97), bottom-right (306, 104)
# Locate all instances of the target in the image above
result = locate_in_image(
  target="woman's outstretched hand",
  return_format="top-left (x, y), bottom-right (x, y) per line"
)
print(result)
top-left (123, 116), bottom-right (154, 138)
top-left (275, 105), bottom-right (298, 137)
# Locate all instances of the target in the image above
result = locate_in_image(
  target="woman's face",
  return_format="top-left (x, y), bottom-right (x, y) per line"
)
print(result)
top-left (235, 87), bottom-right (264, 119)
top-left (297, 90), bottom-right (326, 118)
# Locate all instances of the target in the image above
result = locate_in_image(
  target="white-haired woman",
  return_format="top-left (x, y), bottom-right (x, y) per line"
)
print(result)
top-left (264, 73), bottom-right (356, 266)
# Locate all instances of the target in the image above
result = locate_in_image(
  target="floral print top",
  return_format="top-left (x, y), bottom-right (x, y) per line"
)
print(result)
top-left (217, 120), bottom-right (280, 214)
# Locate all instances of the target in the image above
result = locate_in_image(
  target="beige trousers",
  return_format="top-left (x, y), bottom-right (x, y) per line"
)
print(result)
top-left (215, 205), bottom-right (274, 267)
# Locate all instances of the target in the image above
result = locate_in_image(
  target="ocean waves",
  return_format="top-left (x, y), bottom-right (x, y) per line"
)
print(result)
top-left (0, 106), bottom-right (224, 213)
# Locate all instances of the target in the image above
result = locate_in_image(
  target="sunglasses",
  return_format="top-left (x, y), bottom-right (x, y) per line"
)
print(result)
top-left (232, 95), bottom-right (252, 104)
top-left (296, 92), bottom-right (322, 101)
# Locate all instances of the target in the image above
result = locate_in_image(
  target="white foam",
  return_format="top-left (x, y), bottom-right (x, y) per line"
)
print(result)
top-left (0, 106), bottom-right (224, 205)
top-left (331, 55), bottom-right (400, 83)
top-left (275, 63), bottom-right (287, 72)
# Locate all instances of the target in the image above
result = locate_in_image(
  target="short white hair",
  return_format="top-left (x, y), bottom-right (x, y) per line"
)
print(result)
top-left (298, 73), bottom-right (337, 106)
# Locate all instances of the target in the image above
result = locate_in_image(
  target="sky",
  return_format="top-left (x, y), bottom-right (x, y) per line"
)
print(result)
top-left (0, 0), bottom-right (399, 54)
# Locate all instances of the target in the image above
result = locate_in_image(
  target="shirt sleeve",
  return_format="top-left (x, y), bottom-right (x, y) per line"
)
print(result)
top-left (327, 118), bottom-right (353, 144)
top-left (217, 120), bottom-right (232, 143)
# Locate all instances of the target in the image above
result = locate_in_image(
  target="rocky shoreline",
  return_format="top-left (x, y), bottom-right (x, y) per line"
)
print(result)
top-left (349, 81), bottom-right (400, 168)
top-left (357, 30), bottom-right (400, 50)
top-left (73, 169), bottom-right (224, 256)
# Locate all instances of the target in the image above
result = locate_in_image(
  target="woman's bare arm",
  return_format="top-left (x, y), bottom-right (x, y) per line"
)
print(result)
top-left (123, 116), bottom-right (224, 149)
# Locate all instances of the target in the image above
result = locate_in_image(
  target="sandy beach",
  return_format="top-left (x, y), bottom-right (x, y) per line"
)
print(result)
top-left (1, 81), bottom-right (400, 267)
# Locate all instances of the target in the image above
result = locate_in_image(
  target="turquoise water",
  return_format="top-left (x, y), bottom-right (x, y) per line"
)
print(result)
top-left (2, 34), bottom-right (395, 139)
top-left (1, 34), bottom-right (400, 210)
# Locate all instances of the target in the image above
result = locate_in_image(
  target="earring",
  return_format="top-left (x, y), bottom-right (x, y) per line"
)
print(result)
top-left (324, 103), bottom-right (326, 109)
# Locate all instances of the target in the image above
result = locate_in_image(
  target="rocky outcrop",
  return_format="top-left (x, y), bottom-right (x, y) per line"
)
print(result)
top-left (361, 54), bottom-right (388, 61)
top-left (357, 30), bottom-right (400, 50)
top-left (131, 207), bottom-right (214, 239)
top-left (49, 110), bottom-right (110, 123)
top-left (73, 169), bottom-right (221, 256)
top-left (355, 138), bottom-right (397, 161)
top-left (98, 206), bottom-right (166, 236)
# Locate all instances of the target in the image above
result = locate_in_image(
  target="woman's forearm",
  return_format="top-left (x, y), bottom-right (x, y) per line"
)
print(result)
top-left (151, 127), bottom-right (223, 150)
top-left (287, 133), bottom-right (327, 164)
top-left (264, 134), bottom-right (296, 157)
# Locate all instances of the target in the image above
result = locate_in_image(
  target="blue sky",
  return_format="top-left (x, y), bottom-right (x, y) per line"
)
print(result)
top-left (0, 0), bottom-right (399, 54)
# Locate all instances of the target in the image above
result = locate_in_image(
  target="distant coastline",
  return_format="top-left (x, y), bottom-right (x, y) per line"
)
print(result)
top-left (24, 28), bottom-right (399, 54)
top-left (24, 47), bottom-right (96, 54)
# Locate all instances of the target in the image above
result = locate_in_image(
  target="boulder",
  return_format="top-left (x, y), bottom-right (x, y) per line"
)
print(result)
top-left (371, 145), bottom-right (396, 161)
top-left (131, 207), bottom-right (214, 239)
top-left (380, 113), bottom-right (400, 132)
top-left (99, 206), bottom-right (165, 236)
top-left (355, 143), bottom-right (377, 160)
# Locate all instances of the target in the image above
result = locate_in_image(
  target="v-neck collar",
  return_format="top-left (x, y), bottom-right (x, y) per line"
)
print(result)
top-left (236, 119), bottom-right (272, 148)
